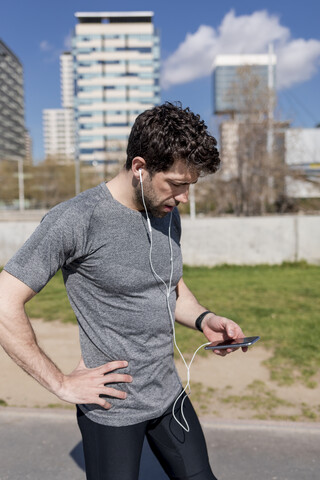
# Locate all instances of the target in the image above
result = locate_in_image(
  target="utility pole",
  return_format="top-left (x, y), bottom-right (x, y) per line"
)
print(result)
top-left (267, 43), bottom-right (275, 155)
top-left (9, 156), bottom-right (25, 211)
top-left (17, 157), bottom-right (25, 211)
top-left (75, 124), bottom-right (80, 195)
top-left (189, 183), bottom-right (196, 220)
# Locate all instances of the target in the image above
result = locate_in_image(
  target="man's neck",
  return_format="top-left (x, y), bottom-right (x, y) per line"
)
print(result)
top-left (106, 169), bottom-right (142, 211)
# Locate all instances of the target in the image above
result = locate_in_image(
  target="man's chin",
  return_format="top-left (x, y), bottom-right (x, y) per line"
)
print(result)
top-left (150, 210), bottom-right (169, 219)
top-left (149, 206), bottom-right (171, 218)
top-left (148, 204), bottom-right (178, 218)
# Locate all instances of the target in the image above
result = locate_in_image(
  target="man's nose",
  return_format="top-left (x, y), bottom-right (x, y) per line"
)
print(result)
top-left (174, 188), bottom-right (189, 204)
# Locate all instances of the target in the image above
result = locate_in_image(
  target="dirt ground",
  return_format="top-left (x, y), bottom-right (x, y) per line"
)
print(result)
top-left (1, 319), bottom-right (319, 421)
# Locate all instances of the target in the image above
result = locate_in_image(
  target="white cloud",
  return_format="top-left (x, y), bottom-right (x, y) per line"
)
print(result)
top-left (64, 33), bottom-right (73, 51)
top-left (40, 38), bottom-right (68, 63)
top-left (39, 40), bottom-right (54, 52)
top-left (277, 39), bottom-right (320, 88)
top-left (162, 9), bottom-right (320, 91)
top-left (162, 25), bottom-right (217, 86)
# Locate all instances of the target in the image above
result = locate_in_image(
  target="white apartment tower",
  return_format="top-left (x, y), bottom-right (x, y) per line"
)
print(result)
top-left (43, 108), bottom-right (75, 161)
top-left (60, 52), bottom-right (74, 108)
top-left (43, 52), bottom-right (75, 162)
top-left (73, 11), bottom-right (160, 166)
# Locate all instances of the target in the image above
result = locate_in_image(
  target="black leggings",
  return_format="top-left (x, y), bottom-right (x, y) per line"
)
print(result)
top-left (77, 396), bottom-right (218, 480)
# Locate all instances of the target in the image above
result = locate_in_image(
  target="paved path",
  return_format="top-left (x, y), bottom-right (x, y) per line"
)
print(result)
top-left (1, 408), bottom-right (319, 480)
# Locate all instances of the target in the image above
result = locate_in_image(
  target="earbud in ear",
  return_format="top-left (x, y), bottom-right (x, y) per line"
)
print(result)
top-left (139, 168), bottom-right (143, 184)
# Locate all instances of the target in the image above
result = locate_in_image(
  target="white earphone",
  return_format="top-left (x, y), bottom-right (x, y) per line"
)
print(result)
top-left (138, 168), bottom-right (152, 233)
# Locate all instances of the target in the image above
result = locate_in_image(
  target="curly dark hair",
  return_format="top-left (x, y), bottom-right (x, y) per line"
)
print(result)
top-left (126, 102), bottom-right (220, 175)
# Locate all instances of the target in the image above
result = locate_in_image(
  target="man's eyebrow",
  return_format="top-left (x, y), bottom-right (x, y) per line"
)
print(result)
top-left (169, 179), bottom-right (198, 185)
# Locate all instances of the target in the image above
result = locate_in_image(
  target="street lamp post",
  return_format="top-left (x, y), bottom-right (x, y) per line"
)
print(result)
top-left (17, 157), bottom-right (25, 211)
top-left (189, 183), bottom-right (196, 220)
top-left (6, 155), bottom-right (25, 211)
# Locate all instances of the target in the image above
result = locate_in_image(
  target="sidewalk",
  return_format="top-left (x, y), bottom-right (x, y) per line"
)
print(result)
top-left (1, 407), bottom-right (320, 480)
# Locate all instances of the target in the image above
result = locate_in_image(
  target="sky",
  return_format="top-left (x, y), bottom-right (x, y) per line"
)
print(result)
top-left (1, 0), bottom-right (320, 161)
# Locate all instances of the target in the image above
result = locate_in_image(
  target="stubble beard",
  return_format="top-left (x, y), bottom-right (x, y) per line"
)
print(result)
top-left (135, 183), bottom-right (168, 218)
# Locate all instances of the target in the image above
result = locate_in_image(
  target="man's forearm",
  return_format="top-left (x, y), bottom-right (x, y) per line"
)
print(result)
top-left (0, 303), bottom-right (64, 396)
top-left (0, 272), bottom-right (132, 409)
top-left (175, 278), bottom-right (214, 330)
top-left (174, 277), bottom-right (246, 354)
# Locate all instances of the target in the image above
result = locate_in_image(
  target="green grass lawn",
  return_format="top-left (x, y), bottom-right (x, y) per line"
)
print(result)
top-left (182, 262), bottom-right (320, 386)
top-left (21, 262), bottom-right (320, 387)
top-left (25, 270), bottom-right (76, 323)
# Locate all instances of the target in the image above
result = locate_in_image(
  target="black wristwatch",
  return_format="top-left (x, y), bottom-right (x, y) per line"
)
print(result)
top-left (195, 311), bottom-right (214, 332)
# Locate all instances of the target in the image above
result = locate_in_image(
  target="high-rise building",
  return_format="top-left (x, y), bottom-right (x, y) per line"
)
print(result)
top-left (219, 120), bottom-right (239, 179)
top-left (24, 129), bottom-right (33, 164)
top-left (73, 11), bottom-right (160, 166)
top-left (0, 39), bottom-right (25, 162)
top-left (43, 108), bottom-right (75, 161)
top-left (60, 52), bottom-right (74, 109)
top-left (213, 52), bottom-right (277, 180)
top-left (213, 53), bottom-right (276, 115)
top-left (43, 52), bottom-right (75, 162)
top-left (285, 128), bottom-right (320, 198)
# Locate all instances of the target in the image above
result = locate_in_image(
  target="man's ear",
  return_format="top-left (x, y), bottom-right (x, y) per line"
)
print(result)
top-left (132, 157), bottom-right (147, 182)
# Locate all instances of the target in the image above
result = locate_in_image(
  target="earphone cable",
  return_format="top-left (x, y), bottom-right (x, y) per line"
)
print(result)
top-left (139, 171), bottom-right (210, 431)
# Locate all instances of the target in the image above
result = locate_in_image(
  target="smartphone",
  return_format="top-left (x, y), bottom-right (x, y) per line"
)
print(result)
top-left (204, 336), bottom-right (260, 350)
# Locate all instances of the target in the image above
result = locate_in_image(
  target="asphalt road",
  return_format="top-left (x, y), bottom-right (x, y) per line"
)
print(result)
top-left (1, 408), bottom-right (319, 480)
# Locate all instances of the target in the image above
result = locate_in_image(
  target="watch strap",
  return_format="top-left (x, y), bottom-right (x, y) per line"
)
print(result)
top-left (195, 310), bottom-right (213, 332)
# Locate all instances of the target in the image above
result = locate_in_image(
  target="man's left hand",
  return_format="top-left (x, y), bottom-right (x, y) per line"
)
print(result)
top-left (201, 313), bottom-right (248, 357)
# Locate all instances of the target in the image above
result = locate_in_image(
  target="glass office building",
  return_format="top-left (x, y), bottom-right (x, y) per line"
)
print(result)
top-left (73, 11), bottom-right (161, 166)
top-left (0, 39), bottom-right (25, 161)
top-left (213, 54), bottom-right (276, 115)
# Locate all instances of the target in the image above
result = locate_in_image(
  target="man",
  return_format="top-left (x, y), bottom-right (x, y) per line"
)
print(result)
top-left (0, 103), bottom-right (246, 480)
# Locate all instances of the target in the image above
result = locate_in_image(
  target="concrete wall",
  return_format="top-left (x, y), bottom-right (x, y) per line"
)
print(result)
top-left (1, 213), bottom-right (319, 266)
top-left (181, 215), bottom-right (320, 266)
top-left (0, 222), bottom-right (40, 266)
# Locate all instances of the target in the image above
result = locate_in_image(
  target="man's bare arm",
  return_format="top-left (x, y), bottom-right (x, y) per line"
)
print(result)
top-left (0, 270), bottom-right (132, 408)
top-left (175, 277), bottom-right (209, 329)
top-left (175, 278), bottom-right (247, 355)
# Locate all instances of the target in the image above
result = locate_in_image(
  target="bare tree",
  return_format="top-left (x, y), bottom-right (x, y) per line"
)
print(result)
top-left (24, 158), bottom-right (75, 208)
top-left (213, 66), bottom-right (292, 216)
top-left (0, 160), bottom-right (19, 207)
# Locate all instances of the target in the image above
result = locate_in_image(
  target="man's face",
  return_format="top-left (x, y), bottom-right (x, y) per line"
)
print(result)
top-left (135, 159), bottom-right (199, 218)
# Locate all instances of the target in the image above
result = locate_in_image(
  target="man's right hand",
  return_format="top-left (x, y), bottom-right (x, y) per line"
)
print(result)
top-left (57, 358), bottom-right (132, 409)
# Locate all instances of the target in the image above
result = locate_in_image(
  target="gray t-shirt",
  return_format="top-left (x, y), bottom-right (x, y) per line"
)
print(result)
top-left (5, 182), bottom-right (183, 426)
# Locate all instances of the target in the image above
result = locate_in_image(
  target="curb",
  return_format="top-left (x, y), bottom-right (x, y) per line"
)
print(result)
top-left (2, 406), bottom-right (320, 432)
